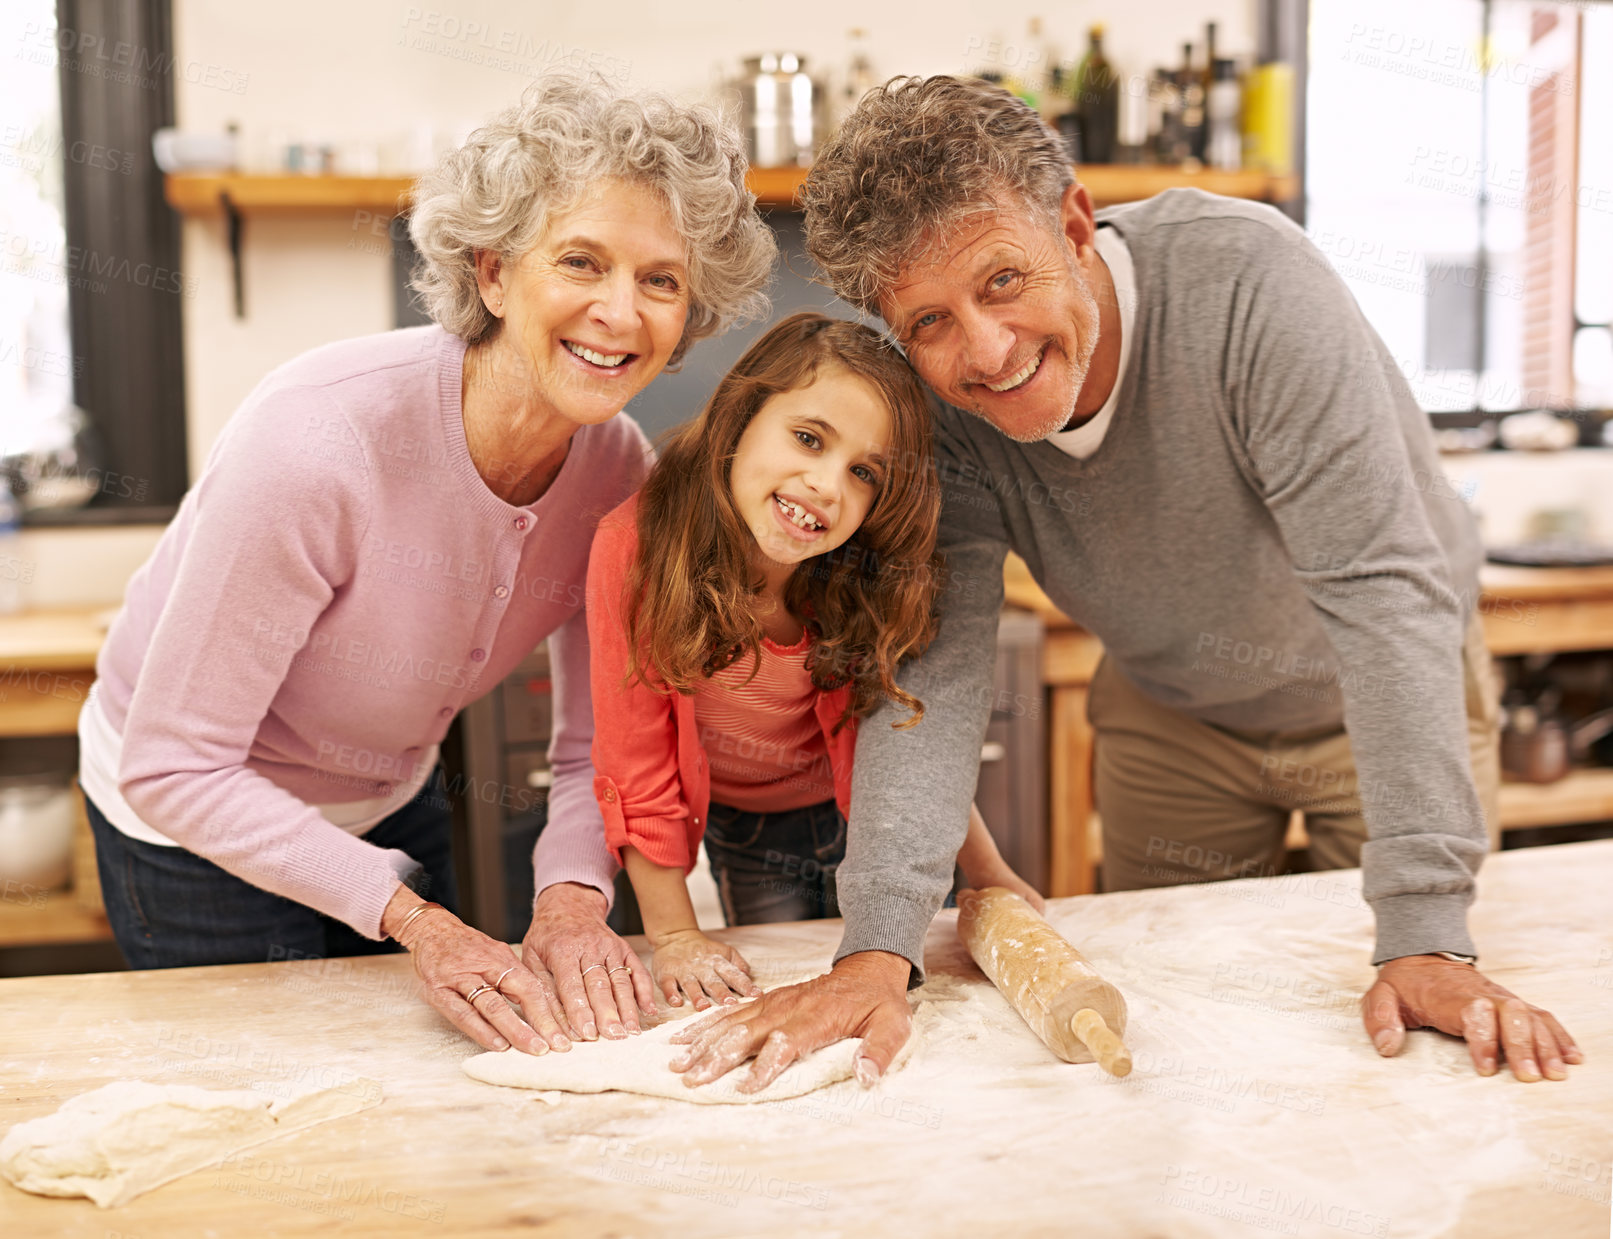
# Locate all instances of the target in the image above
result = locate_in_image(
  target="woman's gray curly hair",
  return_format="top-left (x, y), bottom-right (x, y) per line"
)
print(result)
top-left (410, 74), bottom-right (775, 366)
top-left (802, 75), bottom-right (1074, 316)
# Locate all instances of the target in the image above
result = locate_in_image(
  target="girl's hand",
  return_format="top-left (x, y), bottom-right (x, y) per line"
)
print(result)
top-left (957, 803), bottom-right (1045, 914)
top-left (651, 929), bottom-right (761, 1011)
top-left (960, 867), bottom-right (1047, 915)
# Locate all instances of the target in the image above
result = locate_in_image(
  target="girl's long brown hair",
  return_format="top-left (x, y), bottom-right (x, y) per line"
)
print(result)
top-left (624, 311), bottom-right (942, 731)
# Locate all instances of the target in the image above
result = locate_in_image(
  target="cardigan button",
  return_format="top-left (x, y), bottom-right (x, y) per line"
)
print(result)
top-left (603, 788), bottom-right (616, 802)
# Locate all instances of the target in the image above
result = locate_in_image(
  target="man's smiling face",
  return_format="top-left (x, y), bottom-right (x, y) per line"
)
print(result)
top-left (880, 190), bottom-right (1102, 443)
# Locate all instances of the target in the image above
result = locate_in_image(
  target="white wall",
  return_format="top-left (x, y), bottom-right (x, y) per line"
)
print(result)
top-left (18, 525), bottom-right (165, 609)
top-left (172, 0), bottom-right (1255, 472)
top-left (1440, 448), bottom-right (1613, 548)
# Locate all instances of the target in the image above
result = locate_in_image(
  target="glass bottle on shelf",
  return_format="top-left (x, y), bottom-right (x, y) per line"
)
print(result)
top-left (1207, 57), bottom-right (1242, 170)
top-left (1151, 67), bottom-right (1185, 165)
top-left (1176, 42), bottom-right (1206, 166)
top-left (1054, 73), bottom-right (1083, 165)
top-left (1073, 24), bottom-right (1119, 164)
top-left (1115, 62), bottom-right (1150, 164)
top-left (839, 28), bottom-right (877, 128)
top-left (1241, 58), bottom-right (1294, 177)
top-left (1027, 16), bottom-right (1063, 122)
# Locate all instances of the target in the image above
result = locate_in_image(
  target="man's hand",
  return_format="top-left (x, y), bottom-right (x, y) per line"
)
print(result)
top-left (669, 950), bottom-right (912, 1093)
top-left (1363, 955), bottom-right (1583, 1081)
top-left (522, 882), bottom-right (657, 1040)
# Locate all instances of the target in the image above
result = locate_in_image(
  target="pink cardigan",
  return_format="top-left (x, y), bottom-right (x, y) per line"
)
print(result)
top-left (94, 326), bottom-right (646, 937)
top-left (586, 495), bottom-right (857, 872)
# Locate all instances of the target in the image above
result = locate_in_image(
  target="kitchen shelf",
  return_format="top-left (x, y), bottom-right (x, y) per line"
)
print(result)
top-left (166, 163), bottom-right (1299, 318)
top-left (163, 171), bottom-right (804, 214)
top-left (1479, 564), bottom-right (1613, 656)
top-left (1498, 768), bottom-right (1613, 830)
top-left (1080, 164), bottom-right (1299, 205)
top-left (0, 607), bottom-right (106, 739)
top-left (165, 174), bottom-right (417, 214)
top-left (0, 606), bottom-right (108, 674)
top-left (746, 166), bottom-right (810, 207)
top-left (164, 164), bottom-right (1300, 218)
top-left (0, 891), bottom-right (112, 948)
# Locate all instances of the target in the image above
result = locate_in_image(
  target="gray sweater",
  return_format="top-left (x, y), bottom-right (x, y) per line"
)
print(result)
top-left (838, 189), bottom-right (1487, 977)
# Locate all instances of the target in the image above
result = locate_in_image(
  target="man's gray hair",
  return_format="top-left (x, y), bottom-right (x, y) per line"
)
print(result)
top-left (802, 75), bottom-right (1074, 316)
top-left (410, 74), bottom-right (775, 366)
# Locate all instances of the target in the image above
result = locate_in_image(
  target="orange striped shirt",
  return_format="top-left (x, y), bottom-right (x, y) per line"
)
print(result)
top-left (692, 631), bottom-right (837, 813)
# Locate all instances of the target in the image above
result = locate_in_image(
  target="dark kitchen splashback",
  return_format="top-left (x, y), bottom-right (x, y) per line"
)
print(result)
top-left (621, 213), bottom-right (876, 444)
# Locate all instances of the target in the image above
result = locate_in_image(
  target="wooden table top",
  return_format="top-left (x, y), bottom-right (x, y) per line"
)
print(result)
top-left (1, 840), bottom-right (1608, 1238)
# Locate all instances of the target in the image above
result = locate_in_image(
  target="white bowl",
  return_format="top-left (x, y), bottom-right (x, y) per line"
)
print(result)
top-left (152, 128), bottom-right (238, 174)
top-left (0, 780), bottom-right (77, 892)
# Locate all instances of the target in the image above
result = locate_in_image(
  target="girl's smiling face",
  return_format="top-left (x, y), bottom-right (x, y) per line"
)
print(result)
top-left (729, 366), bottom-right (893, 574)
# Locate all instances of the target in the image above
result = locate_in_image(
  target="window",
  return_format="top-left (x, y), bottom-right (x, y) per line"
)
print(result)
top-left (0, 0), bottom-right (75, 477)
top-left (1306, 0), bottom-right (1604, 413)
top-left (1, 0), bottom-right (187, 523)
top-left (1572, 3), bottom-right (1612, 404)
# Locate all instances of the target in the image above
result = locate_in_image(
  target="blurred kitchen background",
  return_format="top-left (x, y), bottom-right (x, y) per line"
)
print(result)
top-left (1, 0), bottom-right (1610, 973)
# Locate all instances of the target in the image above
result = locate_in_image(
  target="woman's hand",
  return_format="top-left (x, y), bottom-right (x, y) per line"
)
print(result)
top-left (384, 889), bottom-right (573, 1055)
top-left (521, 882), bottom-right (658, 1040)
top-left (651, 928), bottom-right (761, 1011)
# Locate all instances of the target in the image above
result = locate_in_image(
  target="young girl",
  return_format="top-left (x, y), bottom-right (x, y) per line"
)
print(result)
top-left (587, 311), bottom-right (1040, 1012)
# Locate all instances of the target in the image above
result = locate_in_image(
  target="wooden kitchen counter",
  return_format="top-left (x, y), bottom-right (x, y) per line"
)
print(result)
top-left (0, 606), bottom-right (106, 737)
top-left (1, 839), bottom-right (1608, 1238)
top-left (1008, 555), bottom-right (1613, 896)
top-left (1479, 563), bottom-right (1613, 656)
top-left (0, 608), bottom-right (112, 946)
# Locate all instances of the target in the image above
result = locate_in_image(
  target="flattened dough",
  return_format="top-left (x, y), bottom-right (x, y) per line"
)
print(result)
top-left (464, 1001), bottom-right (928, 1104)
top-left (0, 1078), bottom-right (382, 1208)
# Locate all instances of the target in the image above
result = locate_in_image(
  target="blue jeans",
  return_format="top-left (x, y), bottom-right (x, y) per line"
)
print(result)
top-left (83, 769), bottom-right (458, 969)
top-left (701, 798), bottom-right (845, 926)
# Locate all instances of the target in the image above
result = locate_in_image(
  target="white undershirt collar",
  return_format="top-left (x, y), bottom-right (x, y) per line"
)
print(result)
top-left (1043, 226), bottom-right (1135, 460)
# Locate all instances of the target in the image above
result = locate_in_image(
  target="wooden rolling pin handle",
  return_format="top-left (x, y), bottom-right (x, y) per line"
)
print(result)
top-left (1071, 1007), bottom-right (1133, 1078)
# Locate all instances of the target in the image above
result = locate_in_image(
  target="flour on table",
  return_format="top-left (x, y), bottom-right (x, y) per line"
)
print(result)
top-left (463, 1000), bottom-right (932, 1105)
top-left (0, 1078), bottom-right (382, 1208)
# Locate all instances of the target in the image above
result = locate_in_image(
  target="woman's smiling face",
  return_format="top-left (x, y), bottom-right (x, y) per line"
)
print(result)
top-left (479, 177), bottom-right (690, 425)
top-left (729, 367), bottom-right (893, 574)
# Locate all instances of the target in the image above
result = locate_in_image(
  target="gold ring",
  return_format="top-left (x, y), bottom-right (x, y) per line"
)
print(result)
top-left (493, 966), bottom-right (516, 991)
top-left (608, 965), bottom-right (632, 976)
top-left (580, 963), bottom-right (607, 978)
top-left (464, 983), bottom-right (495, 1004)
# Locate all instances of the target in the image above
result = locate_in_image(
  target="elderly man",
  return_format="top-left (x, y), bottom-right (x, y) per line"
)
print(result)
top-left (669, 75), bottom-right (1580, 1091)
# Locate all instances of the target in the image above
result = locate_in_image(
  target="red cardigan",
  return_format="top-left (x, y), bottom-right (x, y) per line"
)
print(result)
top-left (587, 495), bottom-right (858, 873)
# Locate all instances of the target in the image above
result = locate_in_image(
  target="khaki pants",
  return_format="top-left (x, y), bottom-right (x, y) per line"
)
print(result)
top-left (1095, 615), bottom-right (1502, 891)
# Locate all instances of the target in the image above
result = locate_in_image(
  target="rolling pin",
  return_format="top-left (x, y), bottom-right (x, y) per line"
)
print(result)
top-left (956, 887), bottom-right (1132, 1076)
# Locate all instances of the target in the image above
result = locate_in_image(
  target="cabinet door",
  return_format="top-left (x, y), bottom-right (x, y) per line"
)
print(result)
top-left (501, 644), bottom-right (553, 746)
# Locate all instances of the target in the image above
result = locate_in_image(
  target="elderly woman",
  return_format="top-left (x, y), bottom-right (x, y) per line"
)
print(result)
top-left (76, 76), bottom-right (774, 1057)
